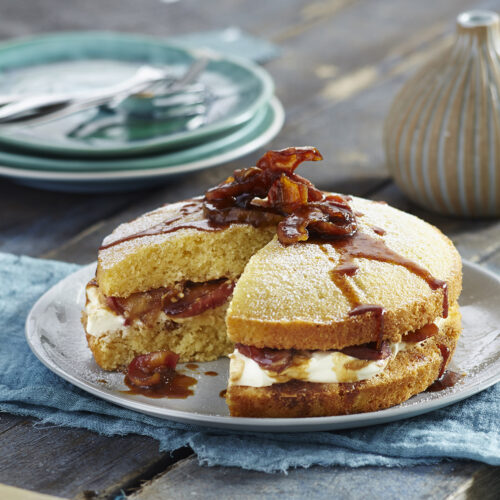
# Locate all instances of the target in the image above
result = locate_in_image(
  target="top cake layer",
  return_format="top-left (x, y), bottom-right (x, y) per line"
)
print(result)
top-left (226, 196), bottom-right (462, 350)
top-left (97, 199), bottom-right (276, 297)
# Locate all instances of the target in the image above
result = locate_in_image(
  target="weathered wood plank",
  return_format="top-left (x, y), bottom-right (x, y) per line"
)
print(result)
top-left (0, 413), bottom-right (26, 435)
top-left (0, 181), bottom-right (144, 258)
top-left (0, 413), bottom-right (190, 499)
top-left (0, 0), bottom-right (207, 40)
top-left (129, 456), bottom-right (500, 500)
top-left (267, 0), bottom-right (487, 114)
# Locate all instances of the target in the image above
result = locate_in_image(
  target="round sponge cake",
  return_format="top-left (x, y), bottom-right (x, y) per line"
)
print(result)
top-left (226, 196), bottom-right (462, 350)
top-left (81, 141), bottom-right (465, 420)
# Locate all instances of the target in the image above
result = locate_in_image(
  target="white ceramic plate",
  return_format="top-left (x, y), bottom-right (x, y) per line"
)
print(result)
top-left (26, 260), bottom-right (500, 432)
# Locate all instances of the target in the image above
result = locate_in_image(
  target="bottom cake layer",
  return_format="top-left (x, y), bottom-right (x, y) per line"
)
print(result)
top-left (226, 303), bottom-right (461, 417)
top-left (83, 302), bottom-right (233, 371)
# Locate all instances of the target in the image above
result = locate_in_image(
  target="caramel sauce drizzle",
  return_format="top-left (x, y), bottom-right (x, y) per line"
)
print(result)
top-left (123, 372), bottom-right (196, 399)
top-left (372, 226), bottom-right (386, 236)
top-left (436, 344), bottom-right (451, 379)
top-left (349, 304), bottom-right (386, 348)
top-left (333, 231), bottom-right (448, 304)
top-left (100, 200), bottom-right (225, 251)
top-left (426, 370), bottom-right (461, 392)
top-left (320, 230), bottom-right (449, 346)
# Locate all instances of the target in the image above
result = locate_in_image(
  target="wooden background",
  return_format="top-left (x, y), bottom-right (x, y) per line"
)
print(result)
top-left (0, 0), bottom-right (499, 498)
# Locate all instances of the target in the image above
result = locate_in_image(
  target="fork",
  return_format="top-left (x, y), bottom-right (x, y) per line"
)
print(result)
top-left (0, 58), bottom-right (208, 125)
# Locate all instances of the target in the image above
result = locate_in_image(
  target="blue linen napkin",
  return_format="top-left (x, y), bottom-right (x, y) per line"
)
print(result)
top-left (0, 252), bottom-right (499, 472)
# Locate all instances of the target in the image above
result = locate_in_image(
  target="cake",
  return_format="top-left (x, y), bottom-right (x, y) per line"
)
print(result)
top-left (82, 147), bottom-right (462, 417)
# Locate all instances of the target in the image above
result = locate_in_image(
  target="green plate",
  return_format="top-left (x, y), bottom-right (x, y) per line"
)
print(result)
top-left (0, 97), bottom-right (284, 192)
top-left (0, 32), bottom-right (274, 158)
top-left (0, 97), bottom-right (279, 172)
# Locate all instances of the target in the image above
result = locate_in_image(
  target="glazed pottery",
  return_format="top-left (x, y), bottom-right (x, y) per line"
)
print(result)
top-left (385, 11), bottom-right (500, 216)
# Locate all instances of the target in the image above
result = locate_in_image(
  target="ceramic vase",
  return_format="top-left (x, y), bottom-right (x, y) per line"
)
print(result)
top-left (384, 10), bottom-right (500, 216)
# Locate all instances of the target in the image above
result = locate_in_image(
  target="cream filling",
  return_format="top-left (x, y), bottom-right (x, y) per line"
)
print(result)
top-left (230, 316), bottom-right (445, 387)
top-left (85, 286), bottom-right (127, 337)
top-left (84, 285), bottom-right (198, 337)
top-left (229, 340), bottom-right (421, 387)
top-left (434, 316), bottom-right (445, 329)
top-left (86, 280), bottom-right (443, 382)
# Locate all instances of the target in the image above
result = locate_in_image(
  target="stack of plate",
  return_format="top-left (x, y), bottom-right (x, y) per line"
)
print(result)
top-left (0, 32), bottom-right (284, 193)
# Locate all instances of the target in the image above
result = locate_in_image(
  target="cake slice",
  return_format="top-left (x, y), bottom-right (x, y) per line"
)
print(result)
top-left (82, 147), bottom-right (322, 371)
top-left (82, 199), bottom-right (276, 370)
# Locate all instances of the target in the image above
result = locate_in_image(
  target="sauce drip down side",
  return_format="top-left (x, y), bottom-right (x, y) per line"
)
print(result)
top-left (321, 230), bottom-right (449, 345)
top-left (436, 344), bottom-right (451, 379)
top-left (426, 370), bottom-right (461, 392)
top-left (100, 200), bottom-right (225, 251)
top-left (348, 304), bottom-right (386, 349)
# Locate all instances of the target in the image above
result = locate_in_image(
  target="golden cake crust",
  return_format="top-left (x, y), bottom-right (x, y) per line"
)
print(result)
top-left (96, 200), bottom-right (276, 297)
top-left (227, 197), bottom-right (462, 350)
top-left (226, 302), bottom-right (461, 417)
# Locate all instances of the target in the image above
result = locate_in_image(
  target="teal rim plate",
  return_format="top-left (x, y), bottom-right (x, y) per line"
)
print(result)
top-left (0, 31), bottom-right (274, 158)
top-left (0, 97), bottom-right (284, 192)
top-left (0, 96), bottom-right (281, 172)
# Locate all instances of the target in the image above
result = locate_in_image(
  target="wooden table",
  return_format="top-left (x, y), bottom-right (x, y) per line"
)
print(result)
top-left (1, 1), bottom-right (499, 498)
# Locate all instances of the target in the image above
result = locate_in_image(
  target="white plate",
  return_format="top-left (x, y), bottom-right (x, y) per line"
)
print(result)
top-left (26, 260), bottom-right (500, 432)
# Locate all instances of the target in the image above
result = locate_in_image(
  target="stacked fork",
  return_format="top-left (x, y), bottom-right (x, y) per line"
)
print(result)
top-left (0, 58), bottom-right (209, 127)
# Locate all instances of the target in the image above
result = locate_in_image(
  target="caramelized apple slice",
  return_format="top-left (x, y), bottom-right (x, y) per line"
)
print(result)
top-left (126, 350), bottom-right (179, 388)
top-left (404, 323), bottom-right (439, 343)
top-left (235, 344), bottom-right (293, 373)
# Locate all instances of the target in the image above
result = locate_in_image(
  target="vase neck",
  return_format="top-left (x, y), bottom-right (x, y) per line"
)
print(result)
top-left (457, 10), bottom-right (500, 43)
